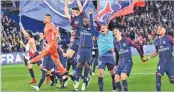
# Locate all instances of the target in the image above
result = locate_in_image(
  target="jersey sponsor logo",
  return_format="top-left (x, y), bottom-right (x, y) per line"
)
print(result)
top-left (158, 47), bottom-right (169, 52)
top-left (118, 49), bottom-right (129, 54)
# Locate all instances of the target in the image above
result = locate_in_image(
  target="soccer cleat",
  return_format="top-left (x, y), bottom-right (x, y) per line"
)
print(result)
top-left (31, 85), bottom-right (40, 91)
top-left (74, 81), bottom-right (79, 89)
top-left (29, 78), bottom-right (36, 84)
top-left (72, 88), bottom-right (77, 92)
top-left (85, 77), bottom-right (91, 87)
top-left (81, 83), bottom-right (86, 91)
top-left (63, 77), bottom-right (69, 87)
top-left (113, 90), bottom-right (116, 92)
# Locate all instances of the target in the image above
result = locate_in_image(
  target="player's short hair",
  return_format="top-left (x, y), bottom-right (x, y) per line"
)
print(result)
top-left (26, 30), bottom-right (33, 37)
top-left (72, 7), bottom-right (80, 11)
top-left (113, 27), bottom-right (122, 33)
top-left (45, 14), bottom-right (52, 18)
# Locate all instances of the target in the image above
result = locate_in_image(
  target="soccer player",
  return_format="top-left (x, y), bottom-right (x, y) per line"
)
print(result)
top-left (31, 33), bottom-right (56, 91)
top-left (143, 25), bottom-right (174, 91)
top-left (29, 14), bottom-right (65, 74)
top-left (19, 23), bottom-right (43, 84)
top-left (90, 10), bottom-right (116, 92)
top-left (72, 16), bottom-right (94, 91)
top-left (64, 0), bottom-right (84, 37)
top-left (113, 28), bottom-right (144, 91)
top-left (66, 29), bottom-right (77, 74)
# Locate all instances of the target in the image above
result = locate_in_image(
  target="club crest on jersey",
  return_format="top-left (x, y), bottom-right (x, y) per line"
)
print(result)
top-left (163, 41), bottom-right (166, 44)
top-left (123, 43), bottom-right (126, 47)
top-left (74, 20), bottom-right (79, 24)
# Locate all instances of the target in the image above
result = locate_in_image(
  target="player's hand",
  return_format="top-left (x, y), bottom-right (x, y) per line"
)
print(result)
top-left (109, 48), bottom-right (114, 52)
top-left (89, 9), bottom-right (93, 14)
top-left (65, 0), bottom-right (69, 4)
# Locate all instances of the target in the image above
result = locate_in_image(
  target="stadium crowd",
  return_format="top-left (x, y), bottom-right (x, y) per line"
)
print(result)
top-left (1, 1), bottom-right (174, 53)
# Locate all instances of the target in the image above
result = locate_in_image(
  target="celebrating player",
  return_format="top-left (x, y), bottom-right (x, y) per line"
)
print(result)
top-left (90, 10), bottom-right (116, 92)
top-left (29, 14), bottom-right (65, 74)
top-left (19, 23), bottom-right (43, 84)
top-left (71, 16), bottom-right (94, 91)
top-left (143, 25), bottom-right (174, 91)
top-left (113, 28), bottom-right (144, 91)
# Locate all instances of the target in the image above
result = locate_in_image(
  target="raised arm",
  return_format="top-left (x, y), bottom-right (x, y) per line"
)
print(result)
top-left (64, 0), bottom-right (71, 20)
top-left (77, 0), bottom-right (83, 13)
top-left (19, 23), bottom-right (27, 36)
top-left (89, 10), bottom-right (99, 37)
top-left (127, 37), bottom-right (144, 58)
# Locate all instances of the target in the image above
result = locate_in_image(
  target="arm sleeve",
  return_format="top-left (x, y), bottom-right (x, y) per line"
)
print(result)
top-left (90, 14), bottom-right (99, 37)
top-left (127, 37), bottom-right (144, 58)
top-left (166, 35), bottom-right (174, 45)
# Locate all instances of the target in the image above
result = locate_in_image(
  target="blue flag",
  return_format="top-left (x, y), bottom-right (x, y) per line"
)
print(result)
top-left (20, 0), bottom-right (77, 31)
top-left (20, 0), bottom-right (97, 31)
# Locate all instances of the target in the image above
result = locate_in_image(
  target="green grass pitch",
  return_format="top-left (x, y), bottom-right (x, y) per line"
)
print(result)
top-left (2, 55), bottom-right (174, 92)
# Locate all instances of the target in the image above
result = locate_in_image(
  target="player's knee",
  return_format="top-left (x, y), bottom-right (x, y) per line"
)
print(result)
top-left (115, 75), bottom-right (120, 82)
top-left (98, 69), bottom-right (104, 77)
top-left (109, 70), bottom-right (115, 75)
top-left (27, 64), bottom-right (33, 69)
top-left (38, 64), bottom-right (43, 69)
top-left (120, 73), bottom-right (127, 80)
top-left (84, 63), bottom-right (90, 69)
top-left (77, 63), bottom-right (83, 68)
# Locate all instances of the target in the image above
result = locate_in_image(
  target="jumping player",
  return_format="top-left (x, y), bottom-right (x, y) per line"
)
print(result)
top-left (90, 10), bottom-right (116, 92)
top-left (19, 23), bottom-right (43, 84)
top-left (31, 32), bottom-right (56, 91)
top-left (113, 28), bottom-right (144, 91)
top-left (72, 17), bottom-right (93, 91)
top-left (143, 25), bottom-right (174, 91)
top-left (29, 14), bottom-right (65, 74)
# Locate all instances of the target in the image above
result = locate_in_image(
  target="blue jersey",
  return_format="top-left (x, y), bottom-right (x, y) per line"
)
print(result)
top-left (71, 13), bottom-right (84, 37)
top-left (79, 27), bottom-right (93, 48)
top-left (70, 38), bottom-right (80, 58)
top-left (154, 35), bottom-right (174, 62)
top-left (114, 37), bottom-right (144, 64)
top-left (37, 40), bottom-right (44, 52)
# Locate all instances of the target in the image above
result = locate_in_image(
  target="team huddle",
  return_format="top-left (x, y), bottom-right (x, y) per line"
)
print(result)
top-left (20, 0), bottom-right (174, 92)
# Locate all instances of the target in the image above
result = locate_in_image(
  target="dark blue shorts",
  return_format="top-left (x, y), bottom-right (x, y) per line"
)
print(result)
top-left (115, 61), bottom-right (133, 76)
top-left (29, 52), bottom-right (42, 66)
top-left (43, 55), bottom-right (55, 71)
top-left (98, 56), bottom-right (115, 70)
top-left (77, 48), bottom-right (92, 65)
top-left (156, 61), bottom-right (174, 79)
